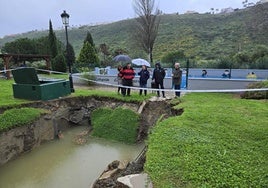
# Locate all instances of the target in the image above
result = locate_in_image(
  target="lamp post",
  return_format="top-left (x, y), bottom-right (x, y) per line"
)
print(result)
top-left (61, 10), bottom-right (74, 92)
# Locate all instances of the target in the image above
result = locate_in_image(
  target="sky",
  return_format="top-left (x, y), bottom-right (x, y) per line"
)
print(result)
top-left (0, 0), bottom-right (260, 38)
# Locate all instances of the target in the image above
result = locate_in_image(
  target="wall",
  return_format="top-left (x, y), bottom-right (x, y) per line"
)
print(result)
top-left (0, 118), bottom-right (54, 166)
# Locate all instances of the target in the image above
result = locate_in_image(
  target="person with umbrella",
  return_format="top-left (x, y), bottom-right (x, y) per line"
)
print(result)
top-left (152, 62), bottom-right (166, 98)
top-left (138, 65), bottom-right (150, 96)
top-left (121, 63), bottom-right (135, 96)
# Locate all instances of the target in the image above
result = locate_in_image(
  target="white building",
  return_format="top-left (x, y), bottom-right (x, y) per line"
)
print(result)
top-left (220, 7), bottom-right (234, 14)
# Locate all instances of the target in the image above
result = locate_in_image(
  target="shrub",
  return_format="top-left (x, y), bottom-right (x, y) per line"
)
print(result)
top-left (240, 80), bottom-right (268, 99)
top-left (82, 73), bottom-right (96, 86)
top-left (52, 53), bottom-right (67, 73)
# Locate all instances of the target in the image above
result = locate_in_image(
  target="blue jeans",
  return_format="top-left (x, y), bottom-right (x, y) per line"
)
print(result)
top-left (174, 84), bottom-right (181, 97)
top-left (139, 83), bottom-right (147, 95)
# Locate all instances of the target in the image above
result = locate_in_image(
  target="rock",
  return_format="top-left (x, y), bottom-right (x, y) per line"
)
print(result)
top-left (117, 173), bottom-right (153, 188)
top-left (69, 108), bottom-right (88, 124)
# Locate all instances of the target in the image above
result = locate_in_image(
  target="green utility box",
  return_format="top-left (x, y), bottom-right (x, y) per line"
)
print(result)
top-left (12, 67), bottom-right (71, 101)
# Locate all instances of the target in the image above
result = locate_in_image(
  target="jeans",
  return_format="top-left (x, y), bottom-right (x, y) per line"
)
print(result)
top-left (139, 83), bottom-right (147, 95)
top-left (174, 84), bottom-right (181, 97)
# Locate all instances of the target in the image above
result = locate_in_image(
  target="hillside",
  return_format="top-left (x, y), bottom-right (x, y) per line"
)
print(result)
top-left (0, 3), bottom-right (267, 62)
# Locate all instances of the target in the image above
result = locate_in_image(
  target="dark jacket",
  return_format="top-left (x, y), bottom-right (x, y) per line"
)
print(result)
top-left (172, 68), bottom-right (182, 85)
top-left (117, 67), bottom-right (123, 78)
top-left (138, 69), bottom-right (150, 85)
top-left (152, 63), bottom-right (166, 83)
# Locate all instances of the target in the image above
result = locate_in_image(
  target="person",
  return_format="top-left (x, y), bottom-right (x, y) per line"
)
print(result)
top-left (152, 62), bottom-right (166, 98)
top-left (222, 69), bottom-right (230, 78)
top-left (121, 63), bottom-right (135, 96)
top-left (138, 65), bottom-right (150, 96)
top-left (117, 65), bottom-right (123, 94)
top-left (172, 62), bottom-right (182, 97)
top-left (201, 69), bottom-right (207, 77)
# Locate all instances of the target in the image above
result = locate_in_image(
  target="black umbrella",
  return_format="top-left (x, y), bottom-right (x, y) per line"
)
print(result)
top-left (112, 54), bottom-right (131, 62)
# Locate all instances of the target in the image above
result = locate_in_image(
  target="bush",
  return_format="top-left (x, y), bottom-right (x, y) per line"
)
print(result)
top-left (81, 73), bottom-right (96, 86)
top-left (91, 107), bottom-right (139, 144)
top-left (240, 80), bottom-right (268, 99)
top-left (52, 53), bottom-right (67, 73)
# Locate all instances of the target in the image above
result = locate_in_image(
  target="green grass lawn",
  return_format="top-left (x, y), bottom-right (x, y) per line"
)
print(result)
top-left (91, 107), bottom-right (139, 144)
top-left (0, 75), bottom-right (150, 108)
top-left (145, 93), bottom-right (268, 187)
top-left (0, 79), bottom-right (29, 107)
top-left (0, 107), bottom-right (47, 132)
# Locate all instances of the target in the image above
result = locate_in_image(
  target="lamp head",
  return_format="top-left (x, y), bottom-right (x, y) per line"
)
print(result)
top-left (61, 10), bottom-right (70, 26)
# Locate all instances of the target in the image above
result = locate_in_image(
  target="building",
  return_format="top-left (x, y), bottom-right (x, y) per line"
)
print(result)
top-left (220, 7), bottom-right (234, 14)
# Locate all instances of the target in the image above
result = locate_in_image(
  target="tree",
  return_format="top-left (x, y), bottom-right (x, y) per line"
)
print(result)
top-left (132, 0), bottom-right (161, 63)
top-left (99, 43), bottom-right (111, 67)
top-left (78, 32), bottom-right (100, 70)
top-left (84, 31), bottom-right (95, 47)
top-left (34, 36), bottom-right (50, 55)
top-left (161, 50), bottom-right (185, 67)
top-left (2, 37), bottom-right (55, 55)
top-left (2, 38), bottom-right (37, 54)
top-left (255, 55), bottom-right (268, 69)
top-left (66, 42), bottom-right (75, 66)
top-left (99, 43), bottom-right (110, 58)
top-left (77, 41), bottom-right (99, 69)
top-left (210, 8), bottom-right (214, 14)
top-left (52, 53), bottom-right (67, 72)
top-left (48, 20), bottom-right (58, 58)
top-left (217, 56), bottom-right (233, 69)
top-left (233, 51), bottom-right (251, 68)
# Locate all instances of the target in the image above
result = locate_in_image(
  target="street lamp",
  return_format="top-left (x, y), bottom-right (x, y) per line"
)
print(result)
top-left (61, 10), bottom-right (74, 92)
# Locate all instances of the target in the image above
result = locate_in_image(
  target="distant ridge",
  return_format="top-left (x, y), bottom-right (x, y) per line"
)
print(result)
top-left (0, 2), bottom-right (267, 61)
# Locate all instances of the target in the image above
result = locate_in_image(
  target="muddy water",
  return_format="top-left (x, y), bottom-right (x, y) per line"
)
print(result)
top-left (0, 126), bottom-right (144, 188)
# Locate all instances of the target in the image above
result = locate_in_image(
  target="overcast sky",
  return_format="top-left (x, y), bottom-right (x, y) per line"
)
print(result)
top-left (0, 0), bottom-right (259, 38)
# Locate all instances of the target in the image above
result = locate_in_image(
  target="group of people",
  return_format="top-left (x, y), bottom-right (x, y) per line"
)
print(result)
top-left (117, 62), bottom-right (183, 98)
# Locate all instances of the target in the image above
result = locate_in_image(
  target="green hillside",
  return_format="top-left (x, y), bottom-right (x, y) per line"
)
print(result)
top-left (0, 3), bottom-right (267, 62)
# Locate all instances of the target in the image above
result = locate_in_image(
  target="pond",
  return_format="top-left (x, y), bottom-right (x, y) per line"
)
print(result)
top-left (0, 126), bottom-right (144, 188)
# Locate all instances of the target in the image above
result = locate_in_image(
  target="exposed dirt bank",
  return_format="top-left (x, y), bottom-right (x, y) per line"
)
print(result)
top-left (0, 95), bottom-right (183, 187)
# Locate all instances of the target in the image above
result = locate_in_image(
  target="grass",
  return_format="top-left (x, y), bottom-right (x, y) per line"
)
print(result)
top-left (73, 87), bottom-right (151, 102)
top-left (0, 107), bottom-right (47, 132)
top-left (145, 93), bottom-right (268, 187)
top-left (91, 107), bottom-right (140, 144)
top-left (0, 79), bottom-right (29, 107)
top-left (0, 75), bottom-right (151, 108)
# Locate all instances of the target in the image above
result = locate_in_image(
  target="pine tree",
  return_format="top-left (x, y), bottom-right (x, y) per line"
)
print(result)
top-left (78, 41), bottom-right (99, 68)
top-left (52, 53), bottom-right (67, 72)
top-left (84, 31), bottom-right (95, 47)
top-left (48, 20), bottom-right (58, 58)
top-left (66, 42), bottom-right (75, 66)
